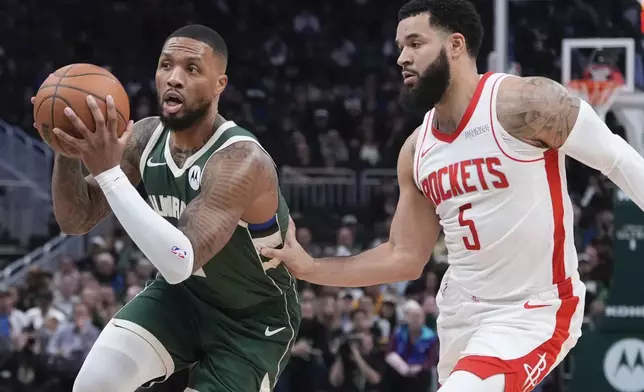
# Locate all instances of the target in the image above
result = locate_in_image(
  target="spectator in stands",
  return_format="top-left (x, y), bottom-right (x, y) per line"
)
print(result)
top-left (45, 303), bottom-right (99, 390)
top-left (53, 274), bottom-right (79, 318)
top-left (359, 287), bottom-right (391, 340)
top-left (52, 255), bottom-right (80, 290)
top-left (328, 327), bottom-right (384, 392)
top-left (24, 290), bottom-right (65, 333)
top-left (384, 300), bottom-right (438, 391)
top-left (0, 285), bottom-right (14, 368)
top-left (296, 226), bottom-right (322, 258)
top-left (91, 251), bottom-right (125, 296)
top-left (335, 226), bottom-right (360, 257)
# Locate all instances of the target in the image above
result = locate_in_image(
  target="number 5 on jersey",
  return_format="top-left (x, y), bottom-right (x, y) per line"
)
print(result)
top-left (459, 203), bottom-right (481, 250)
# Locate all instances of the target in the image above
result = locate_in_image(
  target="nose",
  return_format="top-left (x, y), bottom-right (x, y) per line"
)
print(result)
top-left (166, 67), bottom-right (184, 89)
top-left (397, 47), bottom-right (412, 68)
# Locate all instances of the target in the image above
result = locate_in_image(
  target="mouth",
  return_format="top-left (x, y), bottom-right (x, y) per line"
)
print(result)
top-left (162, 91), bottom-right (184, 115)
top-left (402, 71), bottom-right (418, 86)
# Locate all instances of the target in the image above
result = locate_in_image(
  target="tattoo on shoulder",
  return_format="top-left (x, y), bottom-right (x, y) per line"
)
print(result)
top-left (496, 77), bottom-right (581, 149)
top-left (177, 141), bottom-right (276, 267)
top-left (204, 142), bottom-right (275, 190)
top-left (124, 117), bottom-right (159, 164)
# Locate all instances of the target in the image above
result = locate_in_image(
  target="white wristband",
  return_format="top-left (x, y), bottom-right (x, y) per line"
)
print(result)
top-left (95, 166), bottom-right (128, 195)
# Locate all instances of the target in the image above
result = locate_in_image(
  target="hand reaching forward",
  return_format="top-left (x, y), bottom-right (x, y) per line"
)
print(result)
top-left (260, 218), bottom-right (316, 280)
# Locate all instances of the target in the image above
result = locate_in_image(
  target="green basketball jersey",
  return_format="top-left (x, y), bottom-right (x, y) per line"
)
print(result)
top-left (139, 119), bottom-right (296, 310)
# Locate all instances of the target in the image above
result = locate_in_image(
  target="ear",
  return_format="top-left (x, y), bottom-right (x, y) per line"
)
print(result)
top-left (448, 33), bottom-right (467, 58)
top-left (214, 74), bottom-right (228, 95)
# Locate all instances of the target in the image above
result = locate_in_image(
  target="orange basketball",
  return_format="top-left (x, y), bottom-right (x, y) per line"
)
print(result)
top-left (33, 63), bottom-right (131, 157)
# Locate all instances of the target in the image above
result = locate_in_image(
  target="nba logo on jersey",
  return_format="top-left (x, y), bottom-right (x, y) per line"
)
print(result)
top-left (171, 246), bottom-right (187, 259)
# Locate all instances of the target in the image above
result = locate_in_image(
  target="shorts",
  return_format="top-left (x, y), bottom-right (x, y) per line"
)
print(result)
top-left (436, 274), bottom-right (585, 392)
top-left (114, 278), bottom-right (301, 392)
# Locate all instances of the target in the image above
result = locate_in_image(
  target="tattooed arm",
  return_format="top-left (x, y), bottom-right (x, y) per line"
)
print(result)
top-left (496, 76), bottom-right (580, 149)
top-left (498, 75), bottom-right (644, 211)
top-left (93, 140), bottom-right (275, 284)
top-left (52, 117), bottom-right (159, 234)
top-left (178, 141), bottom-right (276, 271)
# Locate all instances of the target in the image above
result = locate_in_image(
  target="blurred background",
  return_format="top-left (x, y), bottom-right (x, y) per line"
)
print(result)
top-left (1, 0), bottom-right (644, 391)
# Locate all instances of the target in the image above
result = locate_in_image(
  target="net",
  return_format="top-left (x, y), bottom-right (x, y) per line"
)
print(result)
top-left (566, 79), bottom-right (624, 121)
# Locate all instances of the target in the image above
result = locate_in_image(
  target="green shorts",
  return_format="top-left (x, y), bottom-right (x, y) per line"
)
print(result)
top-left (114, 278), bottom-right (301, 392)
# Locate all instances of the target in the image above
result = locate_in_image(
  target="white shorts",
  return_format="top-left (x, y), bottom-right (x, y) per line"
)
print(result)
top-left (436, 274), bottom-right (586, 391)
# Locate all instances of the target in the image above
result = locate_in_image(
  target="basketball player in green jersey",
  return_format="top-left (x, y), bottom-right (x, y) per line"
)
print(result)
top-left (45, 25), bottom-right (300, 392)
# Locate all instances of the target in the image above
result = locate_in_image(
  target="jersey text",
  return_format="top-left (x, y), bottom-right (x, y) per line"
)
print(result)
top-left (149, 195), bottom-right (187, 220)
top-left (420, 157), bottom-right (510, 207)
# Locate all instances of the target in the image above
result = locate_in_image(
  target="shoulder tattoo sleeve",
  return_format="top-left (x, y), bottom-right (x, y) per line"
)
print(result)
top-left (178, 141), bottom-right (277, 269)
top-left (496, 77), bottom-right (581, 149)
top-left (121, 117), bottom-right (160, 182)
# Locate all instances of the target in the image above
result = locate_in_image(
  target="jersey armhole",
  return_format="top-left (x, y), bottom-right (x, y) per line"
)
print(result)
top-left (138, 122), bottom-right (166, 178)
top-left (413, 111), bottom-right (433, 190)
top-left (490, 75), bottom-right (547, 162)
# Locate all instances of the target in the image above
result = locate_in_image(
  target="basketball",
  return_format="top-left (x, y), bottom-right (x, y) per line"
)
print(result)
top-left (33, 63), bottom-right (131, 156)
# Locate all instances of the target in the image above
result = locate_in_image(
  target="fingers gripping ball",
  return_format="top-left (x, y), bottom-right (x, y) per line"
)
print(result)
top-left (33, 63), bottom-right (131, 157)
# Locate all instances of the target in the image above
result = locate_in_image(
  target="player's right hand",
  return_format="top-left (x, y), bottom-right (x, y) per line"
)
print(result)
top-left (259, 217), bottom-right (316, 280)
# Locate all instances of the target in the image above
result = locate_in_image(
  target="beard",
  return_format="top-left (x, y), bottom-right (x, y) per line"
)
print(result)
top-left (399, 47), bottom-right (451, 116)
top-left (159, 99), bottom-right (210, 131)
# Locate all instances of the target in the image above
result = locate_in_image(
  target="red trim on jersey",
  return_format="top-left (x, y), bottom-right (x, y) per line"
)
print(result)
top-left (432, 72), bottom-right (493, 143)
top-left (544, 149), bottom-right (567, 284)
top-left (447, 150), bottom-right (579, 391)
top-left (415, 114), bottom-right (433, 187)
top-left (489, 76), bottom-right (544, 163)
top-left (451, 280), bottom-right (579, 392)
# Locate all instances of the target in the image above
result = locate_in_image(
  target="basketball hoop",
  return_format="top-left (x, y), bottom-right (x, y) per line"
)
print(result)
top-left (566, 79), bottom-right (624, 121)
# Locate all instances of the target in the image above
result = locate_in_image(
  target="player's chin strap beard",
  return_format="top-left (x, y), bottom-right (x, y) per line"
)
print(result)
top-left (159, 100), bottom-right (210, 131)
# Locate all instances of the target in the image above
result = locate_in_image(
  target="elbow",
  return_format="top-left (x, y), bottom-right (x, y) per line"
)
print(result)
top-left (397, 255), bottom-right (425, 281)
top-left (403, 264), bottom-right (425, 281)
top-left (53, 208), bottom-right (93, 235)
top-left (55, 219), bottom-right (91, 236)
top-left (162, 253), bottom-right (195, 285)
top-left (163, 271), bottom-right (190, 285)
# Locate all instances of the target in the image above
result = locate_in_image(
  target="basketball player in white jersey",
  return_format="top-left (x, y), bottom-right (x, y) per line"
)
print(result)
top-left (260, 0), bottom-right (644, 391)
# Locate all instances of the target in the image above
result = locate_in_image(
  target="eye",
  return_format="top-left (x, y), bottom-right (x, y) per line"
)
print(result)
top-left (160, 61), bottom-right (171, 70)
top-left (411, 41), bottom-right (423, 49)
top-left (188, 64), bottom-right (199, 74)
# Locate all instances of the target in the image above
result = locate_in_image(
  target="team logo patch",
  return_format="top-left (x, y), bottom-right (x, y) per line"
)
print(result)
top-left (188, 165), bottom-right (202, 191)
top-left (171, 246), bottom-right (187, 259)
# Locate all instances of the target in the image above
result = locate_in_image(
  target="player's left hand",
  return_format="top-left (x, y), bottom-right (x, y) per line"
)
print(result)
top-left (53, 95), bottom-right (134, 176)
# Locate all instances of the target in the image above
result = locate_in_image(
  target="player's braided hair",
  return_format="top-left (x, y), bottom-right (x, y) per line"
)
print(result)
top-left (398, 0), bottom-right (484, 58)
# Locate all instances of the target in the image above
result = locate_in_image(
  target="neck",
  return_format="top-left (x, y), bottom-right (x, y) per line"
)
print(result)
top-left (170, 110), bottom-right (223, 151)
top-left (433, 66), bottom-right (480, 135)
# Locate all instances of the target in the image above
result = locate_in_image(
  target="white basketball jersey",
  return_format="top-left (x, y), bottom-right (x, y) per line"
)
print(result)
top-left (413, 72), bottom-right (579, 300)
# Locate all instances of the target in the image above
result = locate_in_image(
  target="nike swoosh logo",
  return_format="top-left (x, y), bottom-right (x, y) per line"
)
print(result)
top-left (524, 301), bottom-right (551, 310)
top-left (147, 157), bottom-right (167, 167)
top-left (420, 142), bottom-right (437, 158)
top-left (264, 326), bottom-right (286, 337)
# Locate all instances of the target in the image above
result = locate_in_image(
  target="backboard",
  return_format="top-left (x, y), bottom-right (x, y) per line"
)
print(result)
top-left (562, 38), bottom-right (635, 93)
top-left (562, 37), bottom-right (644, 157)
